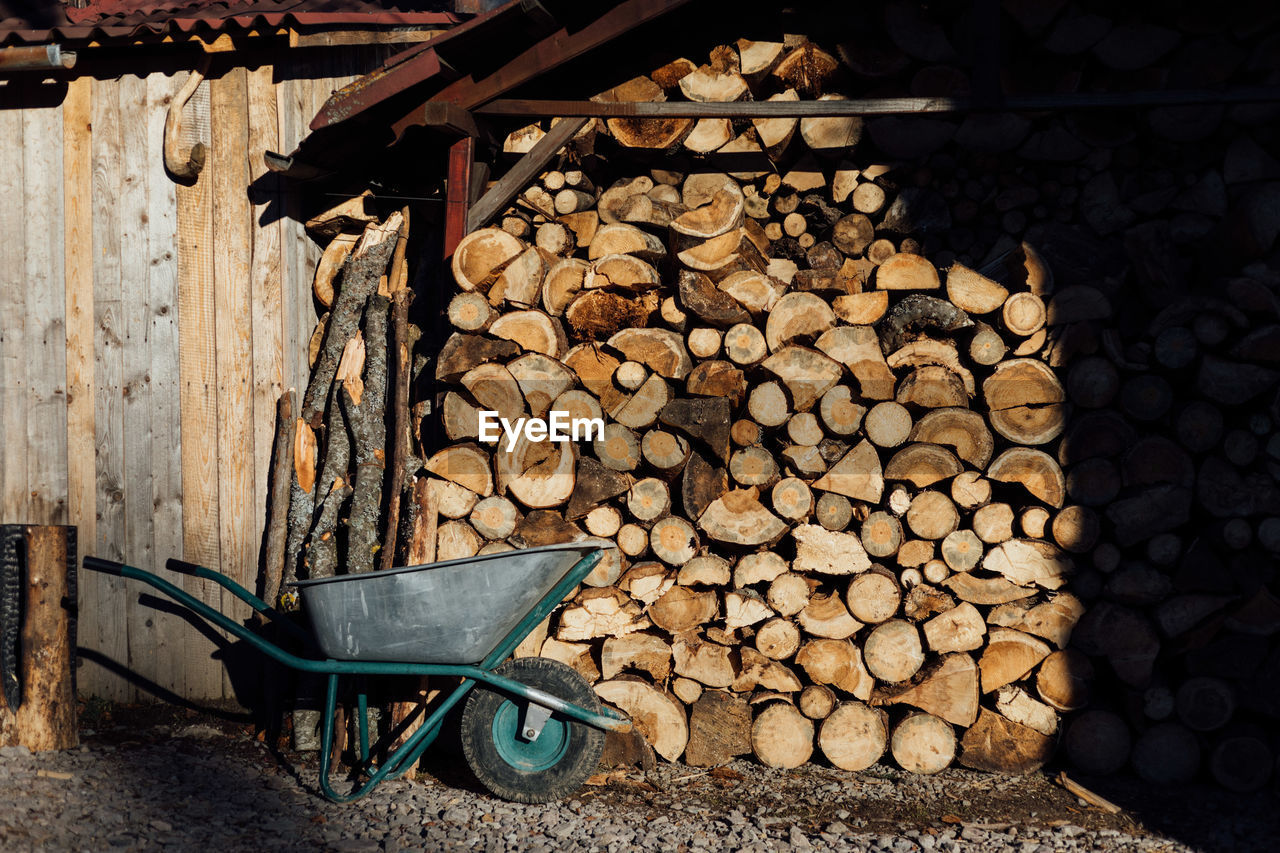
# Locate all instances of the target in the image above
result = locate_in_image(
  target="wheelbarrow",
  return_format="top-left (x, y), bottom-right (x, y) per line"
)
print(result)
top-left (82, 543), bottom-right (631, 804)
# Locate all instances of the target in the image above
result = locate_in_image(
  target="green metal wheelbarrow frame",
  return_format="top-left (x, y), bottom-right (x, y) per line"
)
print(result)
top-left (82, 551), bottom-right (631, 803)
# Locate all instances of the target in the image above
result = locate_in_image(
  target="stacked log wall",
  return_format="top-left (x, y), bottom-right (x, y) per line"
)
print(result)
top-left (409, 11), bottom-right (1280, 788)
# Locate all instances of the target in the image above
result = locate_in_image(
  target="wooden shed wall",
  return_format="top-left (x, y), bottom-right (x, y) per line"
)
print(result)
top-left (0, 52), bottom-right (385, 702)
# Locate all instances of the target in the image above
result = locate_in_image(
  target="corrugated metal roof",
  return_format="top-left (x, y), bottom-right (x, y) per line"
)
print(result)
top-left (0, 0), bottom-right (457, 45)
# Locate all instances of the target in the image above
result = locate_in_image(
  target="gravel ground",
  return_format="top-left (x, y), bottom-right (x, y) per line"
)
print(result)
top-left (0, 707), bottom-right (1275, 853)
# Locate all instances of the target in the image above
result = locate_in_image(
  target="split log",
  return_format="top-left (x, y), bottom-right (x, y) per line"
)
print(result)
top-left (724, 589), bottom-right (773, 630)
top-left (797, 592), bottom-right (863, 640)
top-left (987, 447), bottom-right (1066, 508)
top-left (817, 327), bottom-right (896, 401)
top-left (558, 588), bottom-right (648, 640)
top-left (262, 392), bottom-right (296, 608)
top-left (922, 602), bottom-right (985, 653)
top-left (762, 346), bottom-right (843, 412)
top-left (945, 263), bottom-right (1008, 314)
top-left (595, 680), bottom-right (688, 762)
top-left (884, 443), bottom-right (963, 488)
top-left (795, 639), bottom-right (872, 697)
top-left (942, 572), bottom-right (1035, 606)
top-left (595, 77), bottom-right (694, 150)
top-left (490, 310), bottom-right (567, 358)
top-left (684, 691), bottom-right (752, 767)
top-left (698, 489), bottom-right (788, 546)
top-left (677, 555), bottom-right (730, 586)
top-left (979, 629), bottom-right (1051, 693)
top-left (649, 585), bottom-right (718, 634)
top-left (752, 89), bottom-right (801, 159)
top-left (450, 227), bottom-right (523, 293)
top-left (673, 636), bottom-right (734, 688)
top-left (876, 653), bottom-right (979, 727)
top-left (792, 524), bottom-right (872, 575)
top-left (959, 709), bottom-right (1053, 775)
top-left (811, 440), bottom-right (884, 503)
top-left (994, 687), bottom-right (1058, 736)
top-left (983, 539), bottom-right (1072, 590)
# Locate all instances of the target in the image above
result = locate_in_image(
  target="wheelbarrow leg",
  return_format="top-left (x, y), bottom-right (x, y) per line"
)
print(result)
top-left (316, 674), bottom-right (477, 803)
top-left (357, 684), bottom-right (371, 765)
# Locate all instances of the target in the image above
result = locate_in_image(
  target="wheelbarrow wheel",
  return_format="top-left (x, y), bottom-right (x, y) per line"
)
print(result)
top-left (460, 657), bottom-right (605, 803)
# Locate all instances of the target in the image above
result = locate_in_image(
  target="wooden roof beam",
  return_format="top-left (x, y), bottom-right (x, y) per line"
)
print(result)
top-left (466, 117), bottom-right (589, 233)
top-left (389, 0), bottom-right (693, 140)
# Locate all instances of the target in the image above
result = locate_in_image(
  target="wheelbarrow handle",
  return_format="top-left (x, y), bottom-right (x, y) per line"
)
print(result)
top-left (83, 554), bottom-right (312, 646)
top-left (83, 556), bottom-right (125, 576)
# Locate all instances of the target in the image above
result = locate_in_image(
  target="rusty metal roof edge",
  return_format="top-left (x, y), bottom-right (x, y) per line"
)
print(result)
top-left (306, 0), bottom-right (550, 132)
top-left (0, 8), bottom-right (459, 47)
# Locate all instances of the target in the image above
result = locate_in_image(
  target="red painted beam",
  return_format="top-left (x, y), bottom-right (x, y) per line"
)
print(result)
top-left (443, 135), bottom-right (476, 259)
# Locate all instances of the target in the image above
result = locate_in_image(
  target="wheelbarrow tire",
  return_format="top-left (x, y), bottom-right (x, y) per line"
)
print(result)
top-left (460, 657), bottom-right (606, 803)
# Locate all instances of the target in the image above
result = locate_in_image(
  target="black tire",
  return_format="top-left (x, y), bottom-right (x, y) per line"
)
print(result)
top-left (460, 657), bottom-right (605, 803)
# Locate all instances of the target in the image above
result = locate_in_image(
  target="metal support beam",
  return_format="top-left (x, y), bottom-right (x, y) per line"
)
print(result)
top-left (473, 87), bottom-right (1280, 118)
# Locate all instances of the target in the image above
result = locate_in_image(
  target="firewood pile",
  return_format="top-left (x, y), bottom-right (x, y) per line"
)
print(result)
top-left (275, 5), bottom-right (1280, 788)
top-left (271, 201), bottom-right (414, 606)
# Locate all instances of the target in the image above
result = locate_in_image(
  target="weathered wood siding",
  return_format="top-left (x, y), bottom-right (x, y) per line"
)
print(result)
top-left (0, 52), bottom-right (386, 702)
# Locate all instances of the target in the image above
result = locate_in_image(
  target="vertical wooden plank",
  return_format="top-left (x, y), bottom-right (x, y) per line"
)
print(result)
top-left (209, 67), bottom-right (255, 699)
top-left (0, 87), bottom-right (27, 524)
top-left (248, 64), bottom-right (283, 598)
top-left (23, 92), bottom-right (68, 528)
top-left (118, 73), bottom-right (156, 697)
top-left (146, 71), bottom-right (185, 698)
top-left (175, 71), bottom-right (224, 700)
top-left (91, 79), bottom-right (131, 702)
top-left (63, 78), bottom-right (96, 677)
top-left (277, 59), bottom-right (317, 398)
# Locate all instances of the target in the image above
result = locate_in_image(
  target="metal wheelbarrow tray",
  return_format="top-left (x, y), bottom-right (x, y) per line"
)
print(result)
top-left (83, 543), bottom-right (630, 804)
top-left (290, 544), bottom-right (596, 664)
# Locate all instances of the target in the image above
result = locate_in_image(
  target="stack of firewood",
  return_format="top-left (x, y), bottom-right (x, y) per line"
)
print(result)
top-left (415, 26), bottom-right (1280, 788)
top-left (264, 10), bottom-right (1280, 784)
top-left (434, 133), bottom-right (1098, 776)
top-left (267, 198), bottom-right (414, 602)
